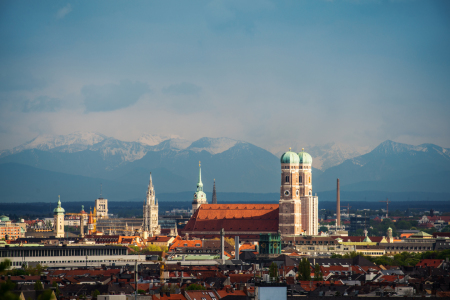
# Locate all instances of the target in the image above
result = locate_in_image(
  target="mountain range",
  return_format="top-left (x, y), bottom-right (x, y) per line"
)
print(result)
top-left (0, 132), bottom-right (449, 203)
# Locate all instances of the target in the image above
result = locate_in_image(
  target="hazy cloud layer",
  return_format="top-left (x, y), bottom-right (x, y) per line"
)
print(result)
top-left (82, 81), bottom-right (150, 112)
top-left (0, 1), bottom-right (449, 152)
top-left (162, 83), bottom-right (202, 96)
top-left (22, 96), bottom-right (61, 113)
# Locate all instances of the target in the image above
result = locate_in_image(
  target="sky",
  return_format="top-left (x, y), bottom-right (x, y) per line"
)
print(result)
top-left (1, 0), bottom-right (449, 153)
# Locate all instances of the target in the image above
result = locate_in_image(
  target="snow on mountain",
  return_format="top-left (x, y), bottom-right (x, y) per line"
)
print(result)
top-left (0, 132), bottom-right (107, 156)
top-left (151, 138), bottom-right (192, 151)
top-left (273, 142), bottom-right (371, 170)
top-left (186, 137), bottom-right (239, 154)
top-left (137, 133), bottom-right (182, 146)
top-left (306, 142), bottom-right (371, 170)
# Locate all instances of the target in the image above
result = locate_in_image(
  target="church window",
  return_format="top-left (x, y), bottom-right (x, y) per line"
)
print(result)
top-left (299, 176), bottom-right (302, 183)
top-left (285, 176), bottom-right (290, 183)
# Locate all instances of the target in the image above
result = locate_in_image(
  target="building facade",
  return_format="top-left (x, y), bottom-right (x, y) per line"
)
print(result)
top-left (0, 216), bottom-right (25, 240)
top-left (53, 196), bottom-right (65, 238)
top-left (95, 198), bottom-right (108, 219)
top-left (143, 173), bottom-right (161, 237)
top-left (279, 149), bottom-right (318, 236)
top-left (192, 162), bottom-right (207, 212)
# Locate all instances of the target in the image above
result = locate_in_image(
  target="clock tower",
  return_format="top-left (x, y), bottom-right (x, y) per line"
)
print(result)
top-left (279, 148), bottom-right (302, 236)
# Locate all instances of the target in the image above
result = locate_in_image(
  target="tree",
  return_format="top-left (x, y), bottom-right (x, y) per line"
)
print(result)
top-left (37, 290), bottom-right (54, 300)
top-left (298, 258), bottom-right (311, 281)
top-left (318, 226), bottom-right (328, 233)
top-left (0, 279), bottom-right (19, 300)
top-left (185, 283), bottom-right (206, 290)
top-left (137, 289), bottom-right (146, 295)
top-left (91, 289), bottom-right (100, 299)
top-left (52, 282), bottom-right (60, 296)
top-left (313, 264), bottom-right (323, 281)
top-left (146, 245), bottom-right (162, 252)
top-left (34, 280), bottom-right (43, 291)
top-left (269, 262), bottom-right (278, 280)
top-left (160, 246), bottom-right (168, 253)
top-left (0, 259), bottom-right (11, 273)
top-left (225, 237), bottom-right (235, 247)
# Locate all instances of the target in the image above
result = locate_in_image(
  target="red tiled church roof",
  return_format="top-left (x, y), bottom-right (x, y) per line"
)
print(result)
top-left (181, 204), bottom-right (279, 235)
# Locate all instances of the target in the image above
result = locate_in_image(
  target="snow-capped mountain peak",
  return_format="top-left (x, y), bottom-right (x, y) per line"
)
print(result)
top-left (187, 137), bottom-right (240, 154)
top-left (137, 133), bottom-right (182, 146)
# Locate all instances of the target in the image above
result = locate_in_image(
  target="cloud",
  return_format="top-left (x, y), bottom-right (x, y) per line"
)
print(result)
top-left (22, 96), bottom-right (62, 112)
top-left (56, 4), bottom-right (72, 19)
top-left (162, 82), bottom-right (202, 96)
top-left (82, 80), bottom-right (150, 112)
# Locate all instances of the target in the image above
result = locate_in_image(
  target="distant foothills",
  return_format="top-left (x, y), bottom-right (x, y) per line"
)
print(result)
top-left (0, 132), bottom-right (449, 203)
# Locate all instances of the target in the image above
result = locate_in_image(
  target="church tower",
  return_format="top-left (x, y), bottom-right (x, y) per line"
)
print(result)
top-left (143, 173), bottom-right (161, 236)
top-left (53, 196), bottom-right (65, 238)
top-left (298, 149), bottom-right (318, 236)
top-left (192, 161), bottom-right (207, 212)
top-left (279, 149), bottom-right (302, 236)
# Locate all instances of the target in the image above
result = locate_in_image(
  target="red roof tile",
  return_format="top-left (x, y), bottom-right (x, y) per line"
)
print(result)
top-left (181, 204), bottom-right (279, 234)
top-left (416, 259), bottom-right (443, 268)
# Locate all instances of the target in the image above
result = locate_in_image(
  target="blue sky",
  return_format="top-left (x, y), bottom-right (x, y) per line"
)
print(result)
top-left (0, 0), bottom-right (449, 152)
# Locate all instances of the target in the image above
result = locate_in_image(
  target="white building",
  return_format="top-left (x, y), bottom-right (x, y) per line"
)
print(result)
top-left (95, 197), bottom-right (108, 219)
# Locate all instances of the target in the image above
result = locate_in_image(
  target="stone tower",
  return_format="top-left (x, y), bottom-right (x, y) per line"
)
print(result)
top-left (143, 173), bottom-right (161, 236)
top-left (53, 196), bottom-right (65, 238)
top-left (298, 149), bottom-right (319, 236)
top-left (278, 149), bottom-right (302, 236)
top-left (192, 161), bottom-right (207, 212)
top-left (212, 179), bottom-right (217, 204)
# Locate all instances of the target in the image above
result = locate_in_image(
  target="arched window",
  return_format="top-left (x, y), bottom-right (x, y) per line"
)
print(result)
top-left (309, 177), bottom-right (311, 183)
top-left (285, 176), bottom-right (290, 183)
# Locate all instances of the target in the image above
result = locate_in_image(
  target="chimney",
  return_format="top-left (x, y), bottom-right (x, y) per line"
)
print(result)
top-left (220, 228), bottom-right (225, 260)
top-left (235, 236), bottom-right (239, 260)
top-left (337, 178), bottom-right (341, 228)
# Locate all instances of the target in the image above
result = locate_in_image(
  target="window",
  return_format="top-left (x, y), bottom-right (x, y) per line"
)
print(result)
top-left (285, 176), bottom-right (290, 183)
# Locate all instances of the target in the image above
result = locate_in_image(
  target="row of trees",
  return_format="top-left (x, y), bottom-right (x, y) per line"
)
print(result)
top-left (331, 249), bottom-right (450, 267)
top-left (128, 244), bottom-right (168, 253)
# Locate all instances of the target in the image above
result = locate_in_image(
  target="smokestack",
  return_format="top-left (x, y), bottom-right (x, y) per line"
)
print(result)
top-left (337, 178), bottom-right (341, 228)
top-left (235, 236), bottom-right (239, 260)
top-left (220, 228), bottom-right (225, 260)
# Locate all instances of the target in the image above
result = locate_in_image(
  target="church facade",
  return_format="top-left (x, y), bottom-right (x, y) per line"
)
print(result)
top-left (182, 149), bottom-right (319, 238)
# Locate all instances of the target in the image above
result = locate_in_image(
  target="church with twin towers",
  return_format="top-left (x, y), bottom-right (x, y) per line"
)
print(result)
top-left (182, 148), bottom-right (319, 238)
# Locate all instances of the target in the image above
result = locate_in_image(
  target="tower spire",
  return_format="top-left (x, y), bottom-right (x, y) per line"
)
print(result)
top-left (212, 179), bottom-right (217, 204)
top-left (147, 172), bottom-right (155, 205)
top-left (197, 161), bottom-right (203, 192)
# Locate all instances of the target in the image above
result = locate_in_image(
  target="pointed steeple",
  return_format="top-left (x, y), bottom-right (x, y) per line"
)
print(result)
top-left (212, 179), bottom-right (217, 204)
top-left (147, 172), bottom-right (155, 205)
top-left (197, 161), bottom-right (203, 192)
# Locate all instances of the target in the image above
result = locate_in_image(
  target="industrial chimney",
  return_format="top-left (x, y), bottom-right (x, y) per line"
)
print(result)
top-left (337, 178), bottom-right (341, 228)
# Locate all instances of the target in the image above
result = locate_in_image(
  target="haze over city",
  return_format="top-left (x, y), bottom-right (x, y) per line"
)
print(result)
top-left (1, 1), bottom-right (449, 155)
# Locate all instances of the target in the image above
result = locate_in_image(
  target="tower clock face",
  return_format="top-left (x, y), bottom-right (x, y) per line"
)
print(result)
top-left (284, 190), bottom-right (290, 196)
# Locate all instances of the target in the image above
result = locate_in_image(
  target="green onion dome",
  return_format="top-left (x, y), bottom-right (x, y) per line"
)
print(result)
top-left (280, 149), bottom-right (300, 164)
top-left (298, 149), bottom-right (313, 165)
